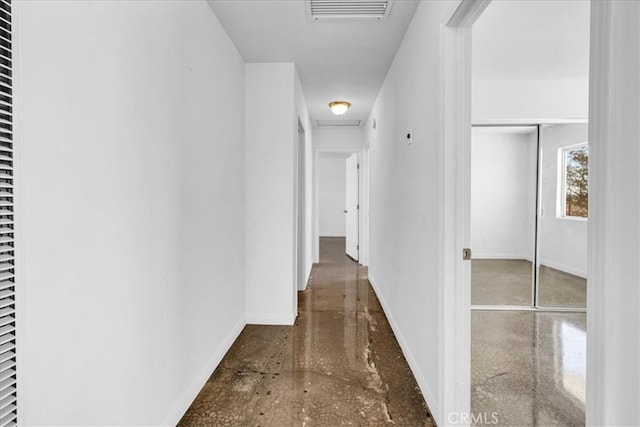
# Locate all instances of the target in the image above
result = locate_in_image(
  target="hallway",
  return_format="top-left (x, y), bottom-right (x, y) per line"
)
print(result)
top-left (179, 238), bottom-right (433, 426)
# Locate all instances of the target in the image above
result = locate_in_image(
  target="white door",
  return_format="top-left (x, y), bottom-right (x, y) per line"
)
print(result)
top-left (345, 153), bottom-right (359, 261)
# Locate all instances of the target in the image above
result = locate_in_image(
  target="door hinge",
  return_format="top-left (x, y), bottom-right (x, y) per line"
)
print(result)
top-left (357, 204), bottom-right (359, 210)
top-left (357, 163), bottom-right (360, 169)
top-left (462, 248), bottom-right (472, 261)
top-left (357, 245), bottom-right (359, 250)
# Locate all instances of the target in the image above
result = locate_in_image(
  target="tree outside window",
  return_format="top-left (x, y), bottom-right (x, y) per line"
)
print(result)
top-left (562, 144), bottom-right (589, 218)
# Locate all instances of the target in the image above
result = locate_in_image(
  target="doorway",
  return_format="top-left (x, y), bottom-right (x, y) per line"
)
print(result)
top-left (315, 149), bottom-right (362, 264)
top-left (445, 0), bottom-right (590, 424)
top-left (468, 0), bottom-right (589, 424)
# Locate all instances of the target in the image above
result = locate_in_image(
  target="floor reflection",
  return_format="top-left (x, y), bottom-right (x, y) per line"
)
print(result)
top-left (471, 260), bottom-right (587, 308)
top-left (179, 237), bottom-right (432, 426)
top-left (471, 311), bottom-right (586, 426)
top-left (556, 320), bottom-right (586, 406)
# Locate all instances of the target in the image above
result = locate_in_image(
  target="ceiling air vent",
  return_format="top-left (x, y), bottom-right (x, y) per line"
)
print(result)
top-left (317, 119), bottom-right (362, 127)
top-left (308, 0), bottom-right (394, 20)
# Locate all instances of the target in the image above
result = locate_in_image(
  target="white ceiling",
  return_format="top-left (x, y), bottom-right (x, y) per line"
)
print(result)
top-left (207, 0), bottom-right (420, 126)
top-left (473, 0), bottom-right (590, 81)
top-left (208, 0), bottom-right (590, 126)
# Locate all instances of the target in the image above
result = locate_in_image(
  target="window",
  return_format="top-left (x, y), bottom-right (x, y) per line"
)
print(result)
top-left (560, 143), bottom-right (589, 219)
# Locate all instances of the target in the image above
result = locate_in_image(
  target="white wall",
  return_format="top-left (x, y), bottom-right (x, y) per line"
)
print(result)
top-left (245, 63), bottom-right (312, 324)
top-left (318, 155), bottom-right (348, 237)
top-left (313, 127), bottom-right (364, 150)
top-left (17, 1), bottom-right (246, 425)
top-left (245, 63), bottom-right (295, 325)
top-left (538, 124), bottom-right (588, 277)
top-left (473, 79), bottom-right (589, 122)
top-left (587, 2), bottom-right (640, 424)
top-left (471, 128), bottom-right (537, 260)
top-left (364, 1), bottom-right (460, 424)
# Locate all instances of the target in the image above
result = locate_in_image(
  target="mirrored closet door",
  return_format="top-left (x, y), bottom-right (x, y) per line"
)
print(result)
top-left (470, 126), bottom-right (538, 307)
top-left (536, 124), bottom-right (588, 309)
top-left (470, 124), bottom-right (588, 310)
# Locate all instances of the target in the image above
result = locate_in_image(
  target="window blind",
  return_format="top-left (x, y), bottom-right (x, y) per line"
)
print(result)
top-left (0, 0), bottom-right (14, 425)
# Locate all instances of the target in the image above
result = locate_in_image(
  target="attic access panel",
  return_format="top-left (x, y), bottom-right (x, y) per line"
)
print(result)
top-left (316, 119), bottom-right (362, 127)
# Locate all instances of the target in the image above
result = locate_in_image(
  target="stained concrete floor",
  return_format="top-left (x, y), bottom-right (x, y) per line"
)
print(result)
top-left (471, 311), bottom-right (586, 426)
top-left (471, 259), bottom-right (587, 425)
top-left (179, 237), bottom-right (433, 426)
top-left (471, 260), bottom-right (587, 308)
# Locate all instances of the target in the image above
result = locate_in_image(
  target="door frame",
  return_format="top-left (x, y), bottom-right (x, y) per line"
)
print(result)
top-left (440, 16), bottom-right (472, 423)
top-left (295, 119), bottom-right (308, 291)
top-left (312, 147), bottom-right (368, 266)
top-left (439, 1), bottom-right (493, 421)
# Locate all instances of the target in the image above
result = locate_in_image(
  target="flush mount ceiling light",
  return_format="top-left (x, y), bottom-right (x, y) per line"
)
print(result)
top-left (329, 101), bottom-right (351, 116)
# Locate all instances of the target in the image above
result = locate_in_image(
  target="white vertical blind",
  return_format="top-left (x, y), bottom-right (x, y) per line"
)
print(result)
top-left (0, 1), bottom-right (14, 426)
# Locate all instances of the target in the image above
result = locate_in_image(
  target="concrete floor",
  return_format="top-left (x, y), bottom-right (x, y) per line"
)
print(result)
top-left (472, 311), bottom-right (586, 426)
top-left (468, 259), bottom-right (587, 425)
top-left (471, 259), bottom-right (587, 308)
top-left (179, 237), bottom-right (433, 426)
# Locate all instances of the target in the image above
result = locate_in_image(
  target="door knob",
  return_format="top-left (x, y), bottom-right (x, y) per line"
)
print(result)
top-left (344, 210), bottom-right (348, 213)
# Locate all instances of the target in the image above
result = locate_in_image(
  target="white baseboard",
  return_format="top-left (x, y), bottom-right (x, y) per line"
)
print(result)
top-left (368, 274), bottom-right (440, 425)
top-left (246, 312), bottom-right (297, 325)
top-left (473, 253), bottom-right (533, 262)
top-left (162, 315), bottom-right (246, 426)
top-left (539, 258), bottom-right (587, 279)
